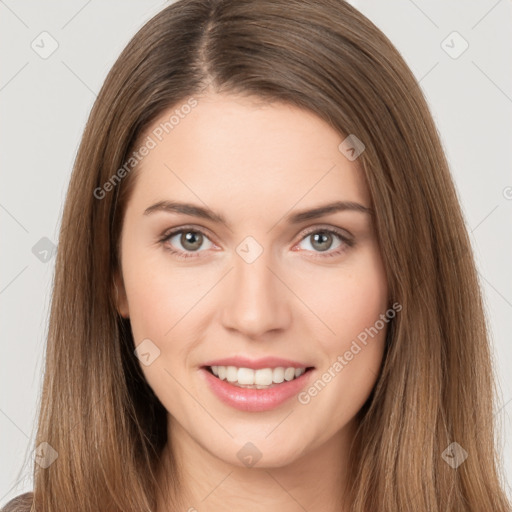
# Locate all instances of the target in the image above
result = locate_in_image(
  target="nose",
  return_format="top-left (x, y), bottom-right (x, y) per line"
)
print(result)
top-left (220, 245), bottom-right (292, 339)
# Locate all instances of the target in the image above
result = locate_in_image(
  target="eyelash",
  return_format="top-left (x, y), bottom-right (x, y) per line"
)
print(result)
top-left (158, 225), bottom-right (354, 260)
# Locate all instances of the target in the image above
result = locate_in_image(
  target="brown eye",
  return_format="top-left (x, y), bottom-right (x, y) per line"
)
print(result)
top-left (179, 230), bottom-right (204, 251)
top-left (161, 228), bottom-right (214, 258)
top-left (309, 231), bottom-right (335, 252)
top-left (296, 227), bottom-right (354, 258)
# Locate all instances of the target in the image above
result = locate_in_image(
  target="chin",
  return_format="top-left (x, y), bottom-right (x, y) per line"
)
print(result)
top-left (201, 431), bottom-right (311, 470)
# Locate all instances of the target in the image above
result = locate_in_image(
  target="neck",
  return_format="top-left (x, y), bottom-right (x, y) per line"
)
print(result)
top-left (155, 417), bottom-right (358, 512)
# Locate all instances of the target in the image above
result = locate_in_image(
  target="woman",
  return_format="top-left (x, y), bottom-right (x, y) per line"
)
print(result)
top-left (3, 0), bottom-right (511, 510)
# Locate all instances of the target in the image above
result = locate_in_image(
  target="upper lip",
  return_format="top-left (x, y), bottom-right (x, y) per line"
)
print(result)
top-left (202, 356), bottom-right (313, 370)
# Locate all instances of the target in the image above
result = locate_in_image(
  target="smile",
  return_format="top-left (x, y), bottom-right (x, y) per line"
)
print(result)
top-left (200, 364), bottom-right (315, 412)
top-left (208, 365), bottom-right (308, 388)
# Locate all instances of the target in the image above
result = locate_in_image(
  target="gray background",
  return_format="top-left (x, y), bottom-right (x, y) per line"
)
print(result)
top-left (1, 0), bottom-right (511, 504)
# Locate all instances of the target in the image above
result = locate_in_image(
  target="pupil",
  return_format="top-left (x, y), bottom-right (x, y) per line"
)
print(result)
top-left (312, 232), bottom-right (331, 252)
top-left (182, 231), bottom-right (202, 251)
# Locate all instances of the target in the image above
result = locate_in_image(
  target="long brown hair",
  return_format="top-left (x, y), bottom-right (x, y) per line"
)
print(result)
top-left (3, 0), bottom-right (510, 510)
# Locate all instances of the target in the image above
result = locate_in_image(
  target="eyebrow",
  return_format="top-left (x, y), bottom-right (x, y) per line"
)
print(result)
top-left (143, 200), bottom-right (373, 227)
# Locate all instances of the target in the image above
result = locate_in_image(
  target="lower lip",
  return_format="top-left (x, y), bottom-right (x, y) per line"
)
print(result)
top-left (200, 367), bottom-right (314, 412)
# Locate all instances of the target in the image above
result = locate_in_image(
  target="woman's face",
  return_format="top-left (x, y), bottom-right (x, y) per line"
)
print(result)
top-left (115, 93), bottom-right (389, 468)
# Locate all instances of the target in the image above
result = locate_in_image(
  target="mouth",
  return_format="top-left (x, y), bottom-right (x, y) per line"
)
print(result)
top-left (199, 357), bottom-right (316, 411)
top-left (202, 364), bottom-right (315, 389)
top-left (200, 364), bottom-right (315, 412)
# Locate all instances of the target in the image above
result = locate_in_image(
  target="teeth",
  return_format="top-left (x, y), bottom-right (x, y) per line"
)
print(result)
top-left (273, 367), bottom-right (284, 384)
top-left (209, 365), bottom-right (306, 386)
top-left (226, 366), bottom-right (238, 383)
top-left (284, 367), bottom-right (295, 381)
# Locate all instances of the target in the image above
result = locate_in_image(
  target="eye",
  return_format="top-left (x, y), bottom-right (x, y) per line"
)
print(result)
top-left (159, 225), bottom-right (354, 260)
top-left (295, 226), bottom-right (354, 258)
top-left (159, 227), bottom-right (215, 259)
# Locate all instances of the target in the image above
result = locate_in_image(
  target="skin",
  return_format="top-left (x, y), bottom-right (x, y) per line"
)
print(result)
top-left (115, 93), bottom-right (389, 511)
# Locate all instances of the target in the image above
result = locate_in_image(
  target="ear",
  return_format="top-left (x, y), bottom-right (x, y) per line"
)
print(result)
top-left (113, 271), bottom-right (130, 319)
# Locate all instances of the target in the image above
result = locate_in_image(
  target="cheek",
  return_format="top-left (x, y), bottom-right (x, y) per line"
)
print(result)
top-left (298, 288), bottom-right (388, 438)
top-left (303, 250), bottom-right (388, 346)
top-left (121, 253), bottom-right (198, 412)
top-left (120, 246), bottom-right (208, 392)
top-left (299, 246), bottom-right (388, 409)
top-left (122, 244), bottom-right (202, 340)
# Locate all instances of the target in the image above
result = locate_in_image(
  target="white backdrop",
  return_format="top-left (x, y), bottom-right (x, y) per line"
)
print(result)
top-left (1, 0), bottom-right (511, 504)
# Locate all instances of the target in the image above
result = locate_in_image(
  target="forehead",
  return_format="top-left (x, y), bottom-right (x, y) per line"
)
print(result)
top-left (129, 93), bottom-right (370, 215)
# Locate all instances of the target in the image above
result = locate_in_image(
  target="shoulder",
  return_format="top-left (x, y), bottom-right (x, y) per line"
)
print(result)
top-left (0, 492), bottom-right (33, 512)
